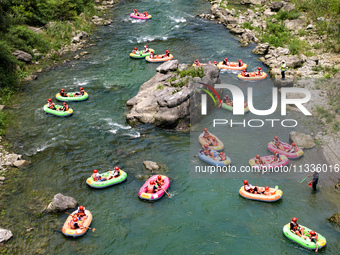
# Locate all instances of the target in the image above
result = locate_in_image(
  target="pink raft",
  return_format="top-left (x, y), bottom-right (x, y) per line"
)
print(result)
top-left (249, 155), bottom-right (289, 170)
top-left (138, 175), bottom-right (170, 201)
top-left (267, 141), bottom-right (304, 159)
top-left (130, 13), bottom-right (152, 20)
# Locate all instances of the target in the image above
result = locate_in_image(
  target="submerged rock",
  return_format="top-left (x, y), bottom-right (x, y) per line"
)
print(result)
top-left (328, 213), bottom-right (340, 225)
top-left (289, 131), bottom-right (316, 149)
top-left (0, 229), bottom-right (13, 243)
top-left (46, 193), bottom-right (77, 213)
top-left (143, 161), bottom-right (160, 171)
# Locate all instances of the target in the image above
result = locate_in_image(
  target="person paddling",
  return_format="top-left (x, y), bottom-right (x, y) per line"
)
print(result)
top-left (74, 87), bottom-right (85, 97)
top-left (61, 102), bottom-right (69, 111)
top-left (92, 169), bottom-right (107, 182)
top-left (290, 217), bottom-right (305, 237)
top-left (147, 180), bottom-right (157, 193)
top-left (69, 217), bottom-right (82, 229)
top-left (74, 205), bottom-right (87, 221)
top-left (60, 88), bottom-right (69, 97)
top-left (162, 50), bottom-right (170, 58)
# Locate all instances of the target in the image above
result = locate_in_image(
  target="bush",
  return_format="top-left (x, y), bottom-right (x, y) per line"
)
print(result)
top-left (276, 10), bottom-right (301, 21)
top-left (177, 67), bottom-right (204, 78)
top-left (261, 21), bottom-right (291, 47)
top-left (0, 41), bottom-right (19, 94)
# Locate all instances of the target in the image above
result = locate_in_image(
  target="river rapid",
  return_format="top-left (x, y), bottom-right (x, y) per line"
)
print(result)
top-left (3, 0), bottom-right (340, 254)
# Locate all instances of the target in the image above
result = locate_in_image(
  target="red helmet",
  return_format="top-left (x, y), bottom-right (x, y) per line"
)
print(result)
top-left (243, 180), bottom-right (248, 185)
top-left (258, 67), bottom-right (261, 70)
top-left (195, 59), bottom-right (198, 62)
top-left (61, 88), bottom-right (65, 92)
top-left (238, 59), bottom-right (241, 62)
top-left (144, 11), bottom-right (147, 13)
top-left (134, 9), bottom-right (137, 12)
top-left (114, 166), bottom-right (119, 170)
top-left (63, 102), bottom-right (66, 105)
top-left (150, 180), bottom-right (155, 185)
top-left (310, 230), bottom-right (316, 236)
top-left (93, 169), bottom-right (98, 173)
top-left (214, 61), bottom-right (217, 64)
top-left (204, 144), bottom-right (209, 148)
top-left (157, 175), bottom-right (162, 180)
top-left (48, 98), bottom-right (52, 102)
top-left (242, 69), bottom-right (246, 72)
top-left (144, 45), bottom-right (148, 47)
top-left (220, 152), bottom-right (224, 155)
top-left (165, 50), bottom-right (169, 53)
top-left (265, 186), bottom-right (269, 191)
top-left (134, 47), bottom-right (137, 50)
top-left (224, 58), bottom-right (228, 61)
top-left (73, 217), bottom-right (78, 222)
top-left (292, 143), bottom-right (296, 146)
top-left (273, 150), bottom-right (277, 154)
top-left (151, 50), bottom-right (154, 53)
top-left (256, 154), bottom-right (260, 158)
top-left (292, 217), bottom-right (297, 222)
top-left (212, 137), bottom-right (216, 140)
top-left (79, 206), bottom-right (84, 211)
top-left (203, 128), bottom-right (208, 131)
top-left (80, 87), bottom-right (83, 90)
top-left (274, 136), bottom-right (279, 140)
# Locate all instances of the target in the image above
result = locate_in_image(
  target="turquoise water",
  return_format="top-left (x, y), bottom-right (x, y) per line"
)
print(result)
top-left (5, 0), bottom-right (340, 254)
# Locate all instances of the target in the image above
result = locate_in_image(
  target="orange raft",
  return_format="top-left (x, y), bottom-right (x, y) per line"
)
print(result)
top-left (238, 72), bottom-right (267, 81)
top-left (217, 61), bottom-right (247, 70)
top-left (239, 186), bottom-right (283, 202)
top-left (62, 210), bottom-right (93, 237)
top-left (145, 54), bottom-right (174, 63)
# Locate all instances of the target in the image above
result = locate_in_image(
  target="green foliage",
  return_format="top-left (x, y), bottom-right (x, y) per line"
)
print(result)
top-left (313, 42), bottom-right (323, 49)
top-left (261, 21), bottom-right (291, 47)
top-left (298, 29), bottom-right (307, 36)
top-left (276, 10), bottom-right (301, 20)
top-left (172, 77), bottom-right (190, 88)
top-left (0, 111), bottom-right (8, 136)
top-left (332, 121), bottom-right (340, 132)
top-left (0, 41), bottom-right (19, 94)
top-left (157, 84), bottom-right (164, 90)
top-left (177, 67), bottom-right (204, 78)
top-left (288, 38), bottom-right (311, 55)
top-left (242, 22), bottom-right (253, 30)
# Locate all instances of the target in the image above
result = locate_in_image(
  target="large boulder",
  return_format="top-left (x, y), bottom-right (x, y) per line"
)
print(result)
top-left (252, 43), bottom-right (269, 55)
top-left (289, 131), bottom-right (315, 149)
top-left (143, 161), bottom-right (160, 171)
top-left (284, 19), bottom-right (304, 31)
top-left (4, 154), bottom-right (19, 166)
top-left (285, 56), bottom-right (303, 68)
top-left (156, 60), bottom-right (179, 74)
top-left (230, 27), bottom-right (245, 34)
top-left (328, 213), bottom-right (340, 225)
top-left (274, 78), bottom-right (294, 87)
top-left (12, 50), bottom-right (32, 63)
top-left (270, 1), bottom-right (284, 12)
top-left (0, 229), bottom-right (12, 243)
top-left (46, 193), bottom-right (77, 213)
top-left (13, 160), bottom-right (29, 168)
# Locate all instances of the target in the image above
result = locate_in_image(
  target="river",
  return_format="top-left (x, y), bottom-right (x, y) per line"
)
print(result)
top-left (4, 0), bottom-right (340, 254)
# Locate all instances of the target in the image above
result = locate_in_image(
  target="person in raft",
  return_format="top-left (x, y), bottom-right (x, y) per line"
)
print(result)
top-left (69, 217), bottom-right (83, 229)
top-left (202, 128), bottom-right (212, 142)
top-left (290, 217), bottom-right (305, 237)
top-left (147, 180), bottom-right (158, 193)
top-left (92, 169), bottom-right (107, 182)
top-left (74, 205), bottom-right (87, 221)
top-left (194, 59), bottom-right (201, 67)
top-left (60, 88), bottom-right (69, 97)
top-left (133, 9), bottom-right (138, 16)
top-left (149, 50), bottom-right (155, 58)
top-left (107, 166), bottom-right (120, 180)
top-left (73, 87), bottom-right (85, 97)
top-left (243, 180), bottom-right (262, 194)
top-left (144, 11), bottom-right (149, 17)
top-left (224, 95), bottom-right (233, 106)
top-left (288, 142), bottom-right (299, 153)
top-left (144, 45), bottom-right (149, 53)
top-left (47, 98), bottom-right (57, 110)
top-left (162, 50), bottom-right (170, 58)
top-left (155, 175), bottom-right (164, 186)
top-left (132, 47), bottom-right (138, 54)
top-left (241, 69), bottom-right (250, 77)
top-left (209, 137), bottom-right (219, 147)
top-left (263, 186), bottom-right (272, 196)
top-left (213, 61), bottom-right (217, 66)
top-left (256, 67), bottom-right (262, 76)
top-left (61, 102), bottom-right (69, 111)
top-left (254, 154), bottom-right (265, 165)
top-left (222, 58), bottom-right (228, 65)
top-left (307, 230), bottom-right (319, 252)
top-left (218, 151), bottom-right (227, 161)
top-left (199, 144), bottom-right (214, 158)
top-left (238, 59), bottom-right (243, 67)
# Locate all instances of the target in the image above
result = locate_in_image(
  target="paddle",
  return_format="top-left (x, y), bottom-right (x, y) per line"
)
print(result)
top-left (300, 177), bottom-right (308, 184)
top-left (65, 212), bottom-right (95, 232)
top-left (156, 180), bottom-right (170, 197)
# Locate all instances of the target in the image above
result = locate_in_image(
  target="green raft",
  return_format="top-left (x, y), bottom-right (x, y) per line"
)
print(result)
top-left (221, 103), bottom-right (249, 113)
top-left (55, 92), bottom-right (89, 102)
top-left (86, 170), bottom-right (127, 188)
top-left (129, 49), bottom-right (154, 59)
top-left (43, 104), bottom-right (73, 117)
top-left (283, 223), bottom-right (327, 250)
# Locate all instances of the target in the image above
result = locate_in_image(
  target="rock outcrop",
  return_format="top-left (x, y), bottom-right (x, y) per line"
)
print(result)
top-left (143, 161), bottom-right (160, 171)
top-left (3, 154), bottom-right (29, 168)
top-left (12, 50), bottom-right (32, 63)
top-left (289, 131), bottom-right (316, 149)
top-left (126, 61), bottom-right (221, 130)
top-left (0, 229), bottom-right (12, 243)
top-left (328, 213), bottom-right (340, 225)
top-left (46, 193), bottom-right (77, 213)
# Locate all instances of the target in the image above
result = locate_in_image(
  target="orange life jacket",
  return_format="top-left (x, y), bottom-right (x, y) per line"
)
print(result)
top-left (147, 184), bottom-right (155, 193)
top-left (49, 103), bottom-right (55, 109)
top-left (92, 173), bottom-right (99, 181)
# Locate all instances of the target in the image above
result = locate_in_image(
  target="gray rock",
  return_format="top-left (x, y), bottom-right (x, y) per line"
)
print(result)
top-left (328, 213), bottom-right (340, 225)
top-left (276, 47), bottom-right (290, 56)
top-left (284, 19), bottom-right (304, 30)
top-left (252, 43), bottom-right (270, 55)
top-left (0, 177), bottom-right (5, 181)
top-left (74, 55), bottom-right (80, 60)
top-left (27, 26), bottom-right (44, 34)
top-left (13, 160), bottom-right (29, 168)
top-left (281, 4), bottom-right (295, 11)
top-left (4, 154), bottom-right (19, 166)
top-left (46, 193), bottom-right (77, 213)
top-left (241, 0), bottom-right (251, 4)
top-left (270, 1), bottom-right (283, 12)
top-left (143, 161), bottom-right (160, 171)
top-left (264, 8), bottom-right (276, 17)
top-left (156, 60), bottom-right (179, 74)
top-left (274, 78), bottom-right (294, 87)
top-left (289, 131), bottom-right (315, 149)
top-left (285, 56), bottom-right (303, 68)
top-left (230, 27), bottom-right (245, 34)
top-left (309, 56), bottom-right (319, 65)
top-left (306, 24), bottom-right (314, 30)
top-left (12, 50), bottom-right (32, 63)
top-left (0, 229), bottom-right (12, 243)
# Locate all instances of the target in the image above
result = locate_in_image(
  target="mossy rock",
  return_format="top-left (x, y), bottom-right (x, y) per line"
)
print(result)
top-left (328, 213), bottom-right (340, 225)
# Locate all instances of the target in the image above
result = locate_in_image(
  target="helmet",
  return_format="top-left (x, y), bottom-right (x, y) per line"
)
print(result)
top-left (214, 61), bottom-right (217, 64)
top-left (73, 217), bottom-right (78, 222)
top-left (212, 137), bottom-right (216, 140)
top-left (144, 11), bottom-right (147, 13)
top-left (282, 60), bottom-right (285, 63)
top-left (151, 50), bottom-right (154, 53)
top-left (258, 67), bottom-right (261, 70)
top-left (292, 143), bottom-right (296, 146)
top-left (256, 154), bottom-right (260, 158)
top-left (63, 102), bottom-right (66, 105)
top-left (274, 136), bottom-right (279, 140)
top-left (93, 169), bottom-right (98, 173)
top-left (61, 88), bottom-right (65, 92)
top-left (243, 180), bottom-right (248, 185)
top-left (150, 180), bottom-right (155, 185)
top-left (224, 58), bottom-right (228, 61)
top-left (79, 205), bottom-right (84, 210)
top-left (265, 186), bottom-right (269, 191)
top-left (134, 47), bottom-right (137, 50)
top-left (204, 144), bottom-right (209, 148)
top-left (48, 98), bottom-right (52, 102)
top-left (80, 87), bottom-right (83, 90)
top-left (195, 59), bottom-right (198, 62)
top-left (165, 50), bottom-right (169, 53)
top-left (114, 166), bottom-right (119, 170)
top-left (310, 231), bottom-right (316, 236)
top-left (273, 150), bottom-right (277, 154)
top-left (204, 128), bottom-right (208, 131)
top-left (238, 59), bottom-right (241, 62)
top-left (144, 45), bottom-right (148, 47)
top-left (157, 175), bottom-right (162, 180)
top-left (134, 9), bottom-right (137, 12)
top-left (220, 152), bottom-right (224, 155)
top-left (242, 69), bottom-right (246, 72)
top-left (292, 217), bottom-right (297, 222)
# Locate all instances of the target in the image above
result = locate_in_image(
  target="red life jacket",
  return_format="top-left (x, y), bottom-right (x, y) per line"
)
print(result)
top-left (92, 173), bottom-right (99, 181)
top-left (49, 103), bottom-right (55, 109)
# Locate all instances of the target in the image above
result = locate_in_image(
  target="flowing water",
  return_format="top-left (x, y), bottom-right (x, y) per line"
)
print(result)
top-left (4, 0), bottom-right (340, 254)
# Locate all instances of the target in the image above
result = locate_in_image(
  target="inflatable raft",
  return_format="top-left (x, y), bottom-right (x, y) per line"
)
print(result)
top-left (283, 223), bottom-right (326, 251)
top-left (130, 49), bottom-right (154, 59)
top-left (198, 150), bottom-right (231, 166)
top-left (221, 102), bottom-right (249, 113)
top-left (198, 132), bottom-right (224, 151)
top-left (86, 170), bottom-right (127, 188)
top-left (217, 61), bottom-right (247, 70)
top-left (138, 175), bottom-right (170, 201)
top-left (238, 72), bottom-right (267, 81)
top-left (249, 155), bottom-right (289, 170)
top-left (62, 210), bottom-right (92, 237)
top-left (145, 54), bottom-right (173, 63)
top-left (43, 104), bottom-right (73, 117)
top-left (239, 186), bottom-right (282, 202)
top-left (130, 13), bottom-right (151, 20)
top-left (56, 92), bottom-right (89, 102)
top-left (267, 141), bottom-right (304, 159)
